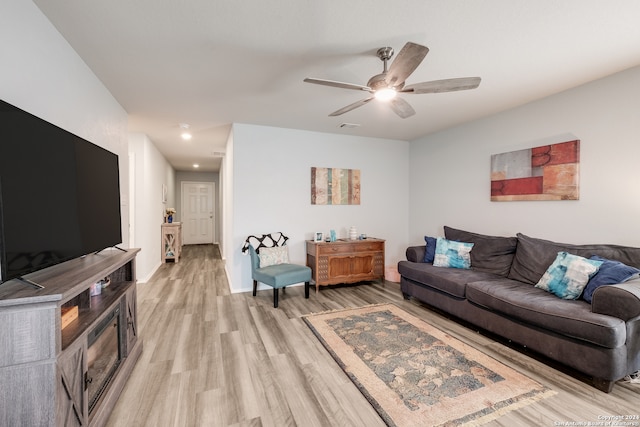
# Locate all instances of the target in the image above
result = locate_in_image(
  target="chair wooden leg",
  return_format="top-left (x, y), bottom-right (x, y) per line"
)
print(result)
top-left (253, 280), bottom-right (257, 296)
top-left (273, 288), bottom-right (279, 308)
top-left (304, 282), bottom-right (310, 299)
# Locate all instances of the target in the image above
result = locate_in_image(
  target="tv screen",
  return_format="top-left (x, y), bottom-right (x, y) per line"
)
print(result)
top-left (0, 99), bottom-right (122, 285)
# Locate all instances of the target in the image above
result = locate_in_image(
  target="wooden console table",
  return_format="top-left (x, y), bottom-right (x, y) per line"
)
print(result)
top-left (161, 222), bottom-right (182, 263)
top-left (306, 238), bottom-right (385, 292)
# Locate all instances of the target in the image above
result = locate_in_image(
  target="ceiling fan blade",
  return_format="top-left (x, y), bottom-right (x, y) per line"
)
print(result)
top-left (385, 42), bottom-right (429, 87)
top-left (329, 97), bottom-right (374, 116)
top-left (389, 97), bottom-right (415, 119)
top-left (304, 77), bottom-right (371, 92)
top-left (403, 77), bottom-right (481, 94)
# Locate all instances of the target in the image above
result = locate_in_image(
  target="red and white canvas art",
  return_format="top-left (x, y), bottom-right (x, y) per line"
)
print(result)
top-left (491, 140), bottom-right (580, 201)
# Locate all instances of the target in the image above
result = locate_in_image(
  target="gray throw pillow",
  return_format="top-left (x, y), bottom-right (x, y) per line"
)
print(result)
top-left (444, 226), bottom-right (518, 277)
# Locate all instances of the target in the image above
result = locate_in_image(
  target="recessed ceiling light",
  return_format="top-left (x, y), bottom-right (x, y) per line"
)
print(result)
top-left (193, 164), bottom-right (199, 168)
top-left (179, 123), bottom-right (192, 140)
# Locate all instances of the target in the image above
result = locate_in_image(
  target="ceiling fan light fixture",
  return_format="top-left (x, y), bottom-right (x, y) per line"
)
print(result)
top-left (179, 123), bottom-right (192, 140)
top-left (374, 87), bottom-right (397, 101)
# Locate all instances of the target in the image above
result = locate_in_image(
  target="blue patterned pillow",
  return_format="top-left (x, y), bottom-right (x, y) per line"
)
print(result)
top-left (535, 252), bottom-right (603, 300)
top-left (423, 236), bottom-right (437, 263)
top-left (433, 237), bottom-right (474, 269)
top-left (582, 256), bottom-right (640, 303)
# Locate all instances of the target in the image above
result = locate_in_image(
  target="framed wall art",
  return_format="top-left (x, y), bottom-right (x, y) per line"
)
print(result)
top-left (490, 140), bottom-right (580, 201)
top-left (311, 167), bottom-right (360, 205)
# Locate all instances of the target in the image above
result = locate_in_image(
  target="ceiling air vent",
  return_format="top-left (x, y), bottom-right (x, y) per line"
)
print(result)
top-left (339, 123), bottom-right (360, 129)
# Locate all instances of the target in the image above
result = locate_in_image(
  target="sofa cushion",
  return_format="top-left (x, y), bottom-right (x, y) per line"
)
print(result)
top-left (466, 279), bottom-right (626, 349)
top-left (397, 261), bottom-right (501, 298)
top-left (535, 252), bottom-right (603, 300)
top-left (444, 226), bottom-right (518, 277)
top-left (583, 256), bottom-right (640, 303)
top-left (433, 237), bottom-right (474, 269)
top-left (508, 233), bottom-right (640, 285)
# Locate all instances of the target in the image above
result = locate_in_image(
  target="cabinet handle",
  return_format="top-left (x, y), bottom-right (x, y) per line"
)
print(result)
top-left (84, 372), bottom-right (93, 390)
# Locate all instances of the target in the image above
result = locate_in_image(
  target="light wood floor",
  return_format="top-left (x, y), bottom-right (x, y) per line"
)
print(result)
top-left (106, 245), bottom-right (640, 427)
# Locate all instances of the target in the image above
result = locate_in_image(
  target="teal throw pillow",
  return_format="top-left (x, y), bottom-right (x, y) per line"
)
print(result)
top-left (433, 237), bottom-right (474, 269)
top-left (535, 252), bottom-right (603, 300)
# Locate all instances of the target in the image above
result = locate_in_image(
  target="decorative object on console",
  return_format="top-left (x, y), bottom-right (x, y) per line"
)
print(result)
top-left (330, 229), bottom-right (337, 242)
top-left (311, 167), bottom-right (360, 205)
top-left (349, 226), bottom-right (357, 240)
top-left (90, 281), bottom-right (102, 296)
top-left (304, 304), bottom-right (554, 427)
top-left (314, 232), bottom-right (324, 242)
top-left (166, 207), bottom-right (176, 223)
top-left (491, 139), bottom-right (580, 201)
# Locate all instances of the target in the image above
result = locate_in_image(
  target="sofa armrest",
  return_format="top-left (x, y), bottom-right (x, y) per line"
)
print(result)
top-left (591, 278), bottom-right (640, 321)
top-left (406, 246), bottom-right (426, 263)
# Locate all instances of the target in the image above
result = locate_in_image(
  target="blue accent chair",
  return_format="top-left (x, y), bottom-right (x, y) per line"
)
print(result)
top-left (248, 245), bottom-right (311, 308)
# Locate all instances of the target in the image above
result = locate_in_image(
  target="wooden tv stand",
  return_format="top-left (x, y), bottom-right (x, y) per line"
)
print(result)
top-left (0, 249), bottom-right (142, 427)
top-left (306, 238), bottom-right (385, 292)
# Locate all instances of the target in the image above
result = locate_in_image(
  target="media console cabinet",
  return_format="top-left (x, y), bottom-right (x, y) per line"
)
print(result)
top-left (306, 238), bottom-right (385, 292)
top-left (0, 248), bottom-right (142, 427)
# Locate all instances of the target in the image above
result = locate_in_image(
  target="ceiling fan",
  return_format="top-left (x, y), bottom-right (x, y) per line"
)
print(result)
top-left (304, 42), bottom-right (481, 119)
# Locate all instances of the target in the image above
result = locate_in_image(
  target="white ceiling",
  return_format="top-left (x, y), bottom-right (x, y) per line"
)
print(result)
top-left (33, 1), bottom-right (640, 172)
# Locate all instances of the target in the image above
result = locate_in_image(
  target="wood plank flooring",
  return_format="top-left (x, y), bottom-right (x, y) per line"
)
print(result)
top-left (106, 244), bottom-right (640, 427)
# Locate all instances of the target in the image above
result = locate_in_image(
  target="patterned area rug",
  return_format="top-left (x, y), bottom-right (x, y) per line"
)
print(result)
top-left (303, 304), bottom-right (556, 427)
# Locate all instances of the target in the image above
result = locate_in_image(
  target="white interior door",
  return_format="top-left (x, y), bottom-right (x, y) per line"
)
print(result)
top-left (181, 181), bottom-right (214, 245)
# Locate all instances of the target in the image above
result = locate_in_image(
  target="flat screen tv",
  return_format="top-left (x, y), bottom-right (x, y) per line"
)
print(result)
top-left (0, 98), bottom-right (122, 286)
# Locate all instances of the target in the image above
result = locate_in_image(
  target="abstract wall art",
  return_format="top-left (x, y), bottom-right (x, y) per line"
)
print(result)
top-left (490, 140), bottom-right (580, 201)
top-left (311, 167), bottom-right (360, 205)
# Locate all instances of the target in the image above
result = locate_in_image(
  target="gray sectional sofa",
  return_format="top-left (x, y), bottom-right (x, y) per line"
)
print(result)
top-left (398, 226), bottom-right (640, 392)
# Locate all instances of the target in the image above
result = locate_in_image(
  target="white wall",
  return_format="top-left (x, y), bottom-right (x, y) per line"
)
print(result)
top-left (229, 124), bottom-right (410, 293)
top-left (220, 127), bottom-right (234, 264)
top-left (129, 133), bottom-right (176, 282)
top-left (409, 66), bottom-right (640, 247)
top-left (0, 0), bottom-right (130, 246)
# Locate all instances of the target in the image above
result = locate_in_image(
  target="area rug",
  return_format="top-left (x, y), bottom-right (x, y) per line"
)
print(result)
top-left (303, 304), bottom-right (556, 427)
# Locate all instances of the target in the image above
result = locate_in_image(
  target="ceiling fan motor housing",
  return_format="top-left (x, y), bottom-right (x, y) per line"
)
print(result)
top-left (368, 73), bottom-right (404, 92)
